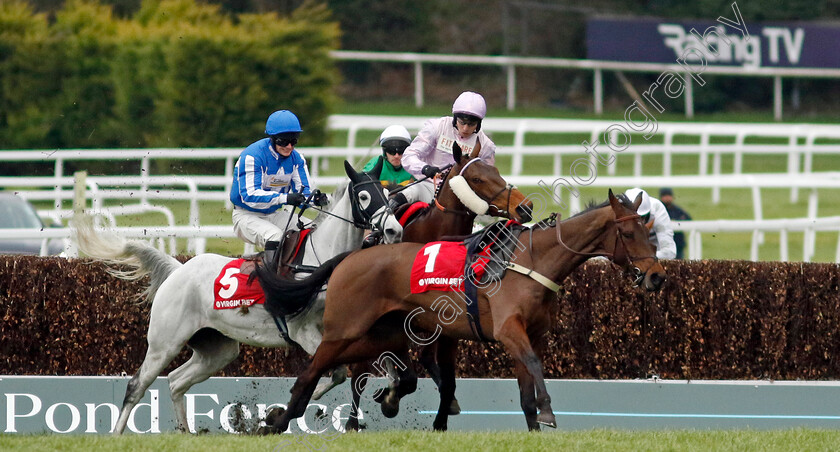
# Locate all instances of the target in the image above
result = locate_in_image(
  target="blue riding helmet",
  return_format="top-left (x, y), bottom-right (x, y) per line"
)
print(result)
top-left (265, 110), bottom-right (303, 135)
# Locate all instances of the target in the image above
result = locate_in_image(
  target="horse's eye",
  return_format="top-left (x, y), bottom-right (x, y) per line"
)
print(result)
top-left (622, 231), bottom-right (634, 238)
top-left (358, 191), bottom-right (371, 209)
top-left (471, 178), bottom-right (482, 184)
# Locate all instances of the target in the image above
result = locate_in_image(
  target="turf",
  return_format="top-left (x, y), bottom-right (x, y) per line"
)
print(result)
top-left (2, 429), bottom-right (839, 452)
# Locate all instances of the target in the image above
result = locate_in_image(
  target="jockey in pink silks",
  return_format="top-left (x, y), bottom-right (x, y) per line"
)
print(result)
top-left (388, 91), bottom-right (497, 211)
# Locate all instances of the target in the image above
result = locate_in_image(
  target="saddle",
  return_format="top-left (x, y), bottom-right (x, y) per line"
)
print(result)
top-left (461, 220), bottom-right (527, 342)
top-left (279, 228), bottom-right (313, 274)
top-left (463, 220), bottom-right (527, 284)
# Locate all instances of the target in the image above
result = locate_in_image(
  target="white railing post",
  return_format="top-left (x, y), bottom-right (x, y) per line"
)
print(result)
top-left (788, 134), bottom-right (800, 203)
top-left (593, 68), bottom-right (603, 115)
top-left (684, 74), bottom-right (694, 119)
top-left (774, 75), bottom-right (783, 121)
top-left (507, 65), bottom-right (516, 111)
top-left (414, 61), bottom-right (424, 108)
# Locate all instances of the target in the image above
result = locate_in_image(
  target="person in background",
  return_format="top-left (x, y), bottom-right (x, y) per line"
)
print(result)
top-left (624, 187), bottom-right (677, 260)
top-left (391, 91), bottom-right (497, 211)
top-left (659, 187), bottom-right (692, 259)
top-left (229, 109), bottom-right (322, 271)
top-left (364, 125), bottom-right (415, 187)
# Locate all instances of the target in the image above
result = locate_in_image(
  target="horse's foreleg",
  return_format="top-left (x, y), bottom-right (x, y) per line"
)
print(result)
top-left (311, 365), bottom-right (348, 401)
top-left (267, 339), bottom-right (352, 434)
top-left (512, 358), bottom-right (539, 431)
top-left (432, 336), bottom-right (458, 431)
top-left (345, 362), bottom-right (369, 432)
top-left (497, 315), bottom-right (556, 429)
top-left (168, 331), bottom-right (240, 433)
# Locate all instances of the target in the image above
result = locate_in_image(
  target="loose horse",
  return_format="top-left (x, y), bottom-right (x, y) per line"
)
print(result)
top-left (73, 161), bottom-right (402, 434)
top-left (260, 190), bottom-right (666, 432)
top-left (334, 141), bottom-right (535, 429)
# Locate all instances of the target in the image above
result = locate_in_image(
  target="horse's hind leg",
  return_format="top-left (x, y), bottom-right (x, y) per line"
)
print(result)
top-left (432, 336), bottom-right (458, 431)
top-left (168, 328), bottom-right (240, 433)
top-left (420, 340), bottom-right (461, 415)
top-left (113, 341), bottom-right (185, 434)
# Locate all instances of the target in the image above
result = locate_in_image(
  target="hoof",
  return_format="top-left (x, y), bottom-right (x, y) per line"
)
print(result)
top-left (344, 418), bottom-right (365, 432)
top-left (264, 407), bottom-right (286, 426)
top-left (537, 411), bottom-right (557, 428)
top-left (380, 395), bottom-right (400, 418)
top-left (372, 389), bottom-right (388, 404)
top-left (432, 421), bottom-right (448, 431)
top-left (448, 398), bottom-right (461, 416)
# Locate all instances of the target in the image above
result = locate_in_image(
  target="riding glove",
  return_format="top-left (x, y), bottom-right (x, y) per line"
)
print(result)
top-left (312, 191), bottom-right (329, 207)
top-left (285, 192), bottom-right (306, 206)
top-left (421, 165), bottom-right (441, 178)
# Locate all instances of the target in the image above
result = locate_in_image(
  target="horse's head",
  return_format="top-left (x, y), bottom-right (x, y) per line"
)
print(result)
top-left (444, 142), bottom-right (534, 222)
top-left (344, 160), bottom-right (403, 244)
top-left (607, 189), bottom-right (666, 291)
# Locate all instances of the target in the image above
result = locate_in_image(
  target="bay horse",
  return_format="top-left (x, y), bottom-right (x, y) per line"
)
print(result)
top-left (72, 160), bottom-right (402, 434)
top-left (259, 189), bottom-right (666, 432)
top-left (327, 141), bottom-right (535, 429)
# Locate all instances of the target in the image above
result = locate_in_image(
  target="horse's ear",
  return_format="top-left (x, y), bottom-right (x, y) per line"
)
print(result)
top-left (469, 138), bottom-right (482, 159)
top-left (645, 218), bottom-right (655, 230)
top-left (452, 141), bottom-right (463, 162)
top-left (344, 160), bottom-right (361, 184)
top-left (369, 155), bottom-right (384, 179)
top-left (608, 188), bottom-right (621, 211)
top-left (632, 192), bottom-right (644, 211)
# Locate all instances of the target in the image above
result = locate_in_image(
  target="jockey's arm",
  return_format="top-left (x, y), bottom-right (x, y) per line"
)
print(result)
top-left (402, 119), bottom-right (438, 178)
top-left (477, 133), bottom-right (497, 166)
top-left (652, 204), bottom-right (677, 259)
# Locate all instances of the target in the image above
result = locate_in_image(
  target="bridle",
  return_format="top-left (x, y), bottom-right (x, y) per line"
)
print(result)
top-left (433, 158), bottom-right (516, 218)
top-left (307, 177), bottom-right (393, 233)
top-left (554, 210), bottom-right (657, 286)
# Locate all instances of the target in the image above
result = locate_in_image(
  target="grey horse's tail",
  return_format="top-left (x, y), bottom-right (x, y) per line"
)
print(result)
top-left (255, 251), bottom-right (353, 318)
top-left (71, 214), bottom-right (182, 305)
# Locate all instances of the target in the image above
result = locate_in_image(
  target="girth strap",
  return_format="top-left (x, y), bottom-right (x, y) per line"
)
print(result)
top-left (463, 277), bottom-right (492, 342)
top-left (506, 262), bottom-right (561, 293)
top-left (272, 315), bottom-right (300, 348)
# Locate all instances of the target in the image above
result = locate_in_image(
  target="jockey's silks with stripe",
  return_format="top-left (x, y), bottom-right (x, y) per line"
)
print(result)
top-left (229, 138), bottom-right (312, 213)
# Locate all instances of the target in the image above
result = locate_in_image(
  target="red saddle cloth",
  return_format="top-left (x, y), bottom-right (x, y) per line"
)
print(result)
top-left (410, 242), bottom-right (488, 294)
top-left (213, 259), bottom-right (265, 309)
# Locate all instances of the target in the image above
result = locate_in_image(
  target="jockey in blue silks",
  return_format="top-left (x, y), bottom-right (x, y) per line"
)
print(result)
top-left (230, 110), bottom-right (317, 270)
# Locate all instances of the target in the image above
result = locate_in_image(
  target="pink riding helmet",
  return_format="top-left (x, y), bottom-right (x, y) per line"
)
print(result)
top-left (452, 91), bottom-right (487, 119)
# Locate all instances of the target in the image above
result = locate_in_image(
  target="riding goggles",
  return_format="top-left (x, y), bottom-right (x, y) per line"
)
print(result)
top-left (383, 145), bottom-right (407, 155)
top-left (455, 114), bottom-right (479, 127)
top-left (272, 132), bottom-right (300, 148)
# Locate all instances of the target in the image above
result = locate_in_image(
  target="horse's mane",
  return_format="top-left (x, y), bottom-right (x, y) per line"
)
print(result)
top-left (571, 193), bottom-right (635, 219)
top-left (311, 179), bottom-right (350, 226)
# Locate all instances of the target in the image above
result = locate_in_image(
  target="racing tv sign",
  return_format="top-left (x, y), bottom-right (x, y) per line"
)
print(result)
top-left (587, 14), bottom-right (840, 69)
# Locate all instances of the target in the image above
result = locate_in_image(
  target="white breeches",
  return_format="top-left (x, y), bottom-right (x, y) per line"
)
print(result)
top-left (232, 207), bottom-right (297, 249)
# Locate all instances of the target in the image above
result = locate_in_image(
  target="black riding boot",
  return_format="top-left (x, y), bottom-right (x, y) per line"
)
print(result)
top-left (263, 240), bottom-right (280, 272)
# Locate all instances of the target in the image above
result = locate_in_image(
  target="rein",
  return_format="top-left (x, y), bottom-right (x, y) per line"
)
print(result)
top-left (555, 211), bottom-right (656, 267)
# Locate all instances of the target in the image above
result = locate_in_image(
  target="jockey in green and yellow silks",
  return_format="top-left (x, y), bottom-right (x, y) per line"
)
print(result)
top-left (363, 124), bottom-right (415, 187)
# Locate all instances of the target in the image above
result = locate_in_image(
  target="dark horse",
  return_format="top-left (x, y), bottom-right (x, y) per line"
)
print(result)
top-left (260, 190), bottom-right (666, 432)
top-left (332, 141), bottom-right (535, 430)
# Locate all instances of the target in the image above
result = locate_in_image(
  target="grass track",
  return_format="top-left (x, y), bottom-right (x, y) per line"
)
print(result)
top-left (2, 429), bottom-right (840, 452)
